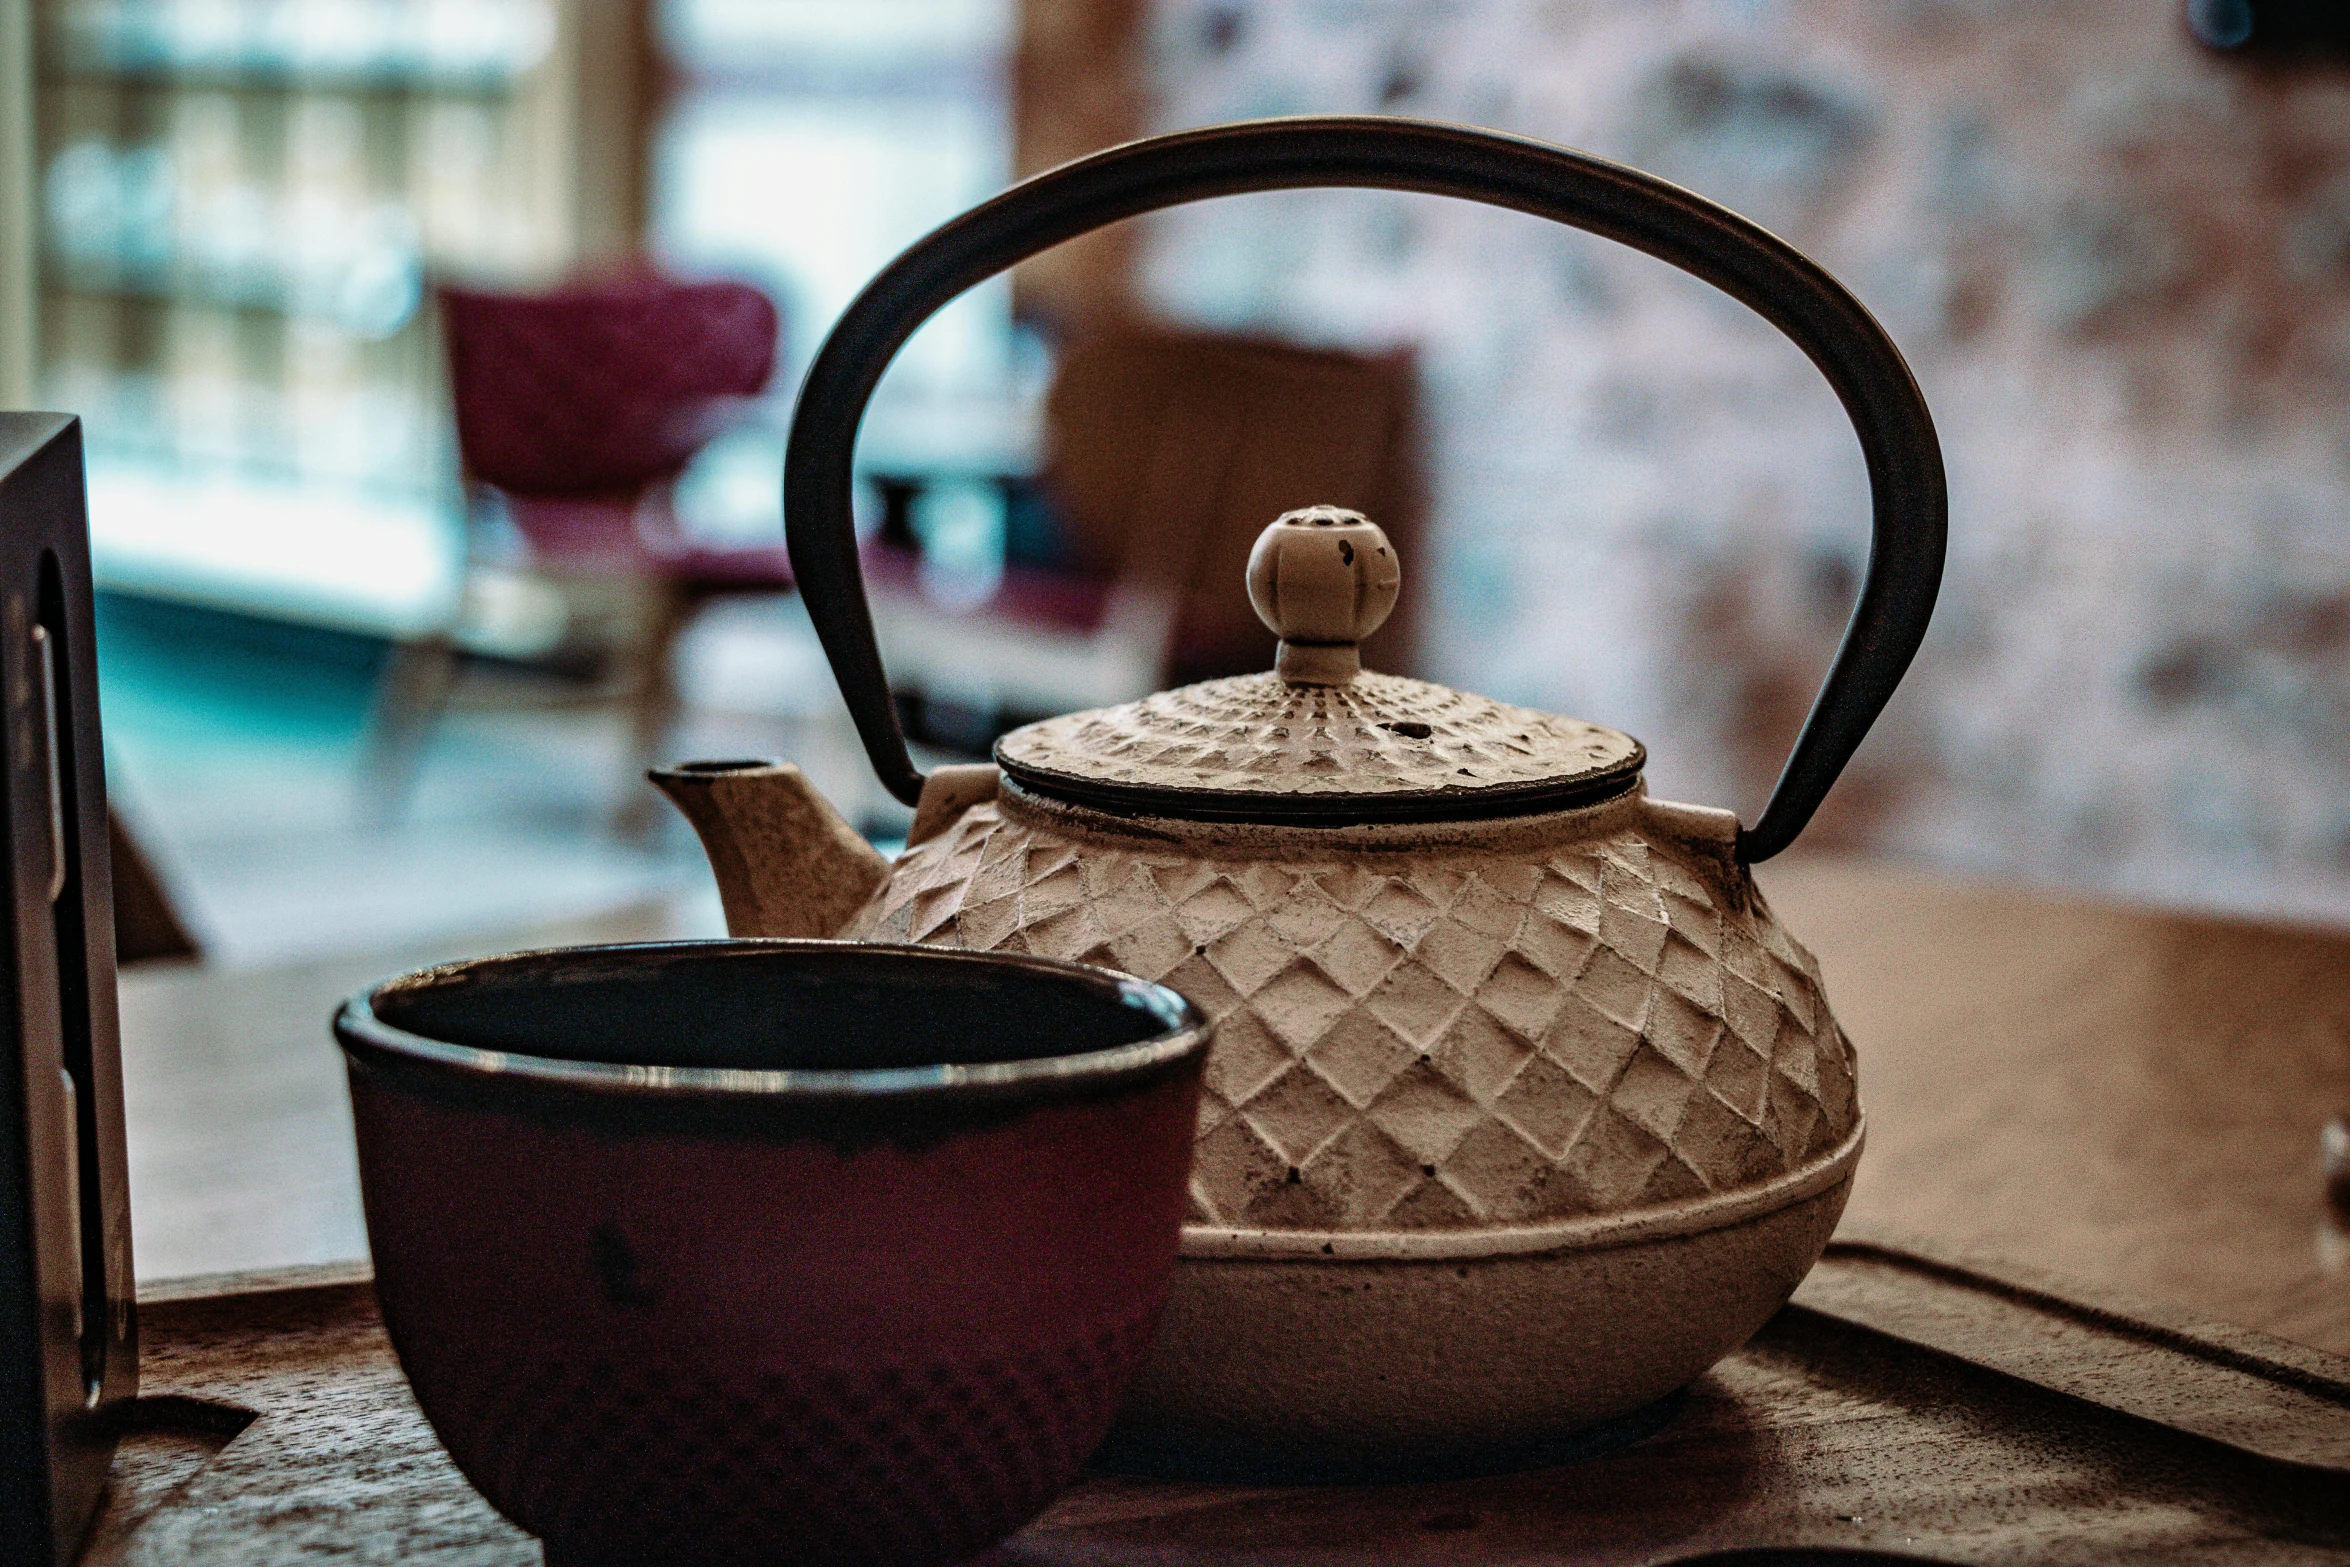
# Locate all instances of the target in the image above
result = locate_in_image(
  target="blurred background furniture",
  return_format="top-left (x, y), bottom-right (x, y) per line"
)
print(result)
top-left (110, 807), bottom-right (197, 965)
top-left (362, 270), bottom-right (786, 823)
top-left (24, 0), bottom-right (656, 640)
top-left (867, 325), bottom-right (1423, 749)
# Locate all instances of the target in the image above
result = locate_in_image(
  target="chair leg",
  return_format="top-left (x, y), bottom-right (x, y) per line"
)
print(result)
top-left (359, 633), bottom-right (462, 825)
top-left (613, 584), bottom-right (696, 838)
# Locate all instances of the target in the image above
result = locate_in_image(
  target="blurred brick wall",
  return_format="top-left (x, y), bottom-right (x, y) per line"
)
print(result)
top-left (1137, 0), bottom-right (2350, 921)
top-left (1016, 0), bottom-right (1147, 330)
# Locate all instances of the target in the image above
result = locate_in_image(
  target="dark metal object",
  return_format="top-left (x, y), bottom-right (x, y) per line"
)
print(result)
top-left (0, 414), bottom-right (136, 1567)
top-left (2186, 0), bottom-right (2350, 53)
top-left (994, 750), bottom-right (1646, 828)
top-left (783, 116), bottom-right (1946, 863)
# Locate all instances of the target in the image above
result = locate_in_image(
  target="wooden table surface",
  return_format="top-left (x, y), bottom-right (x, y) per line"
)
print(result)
top-left (1760, 858), bottom-right (2350, 1357)
top-left (102, 1239), bottom-right (2350, 1565)
top-left (119, 858), bottom-right (2350, 1355)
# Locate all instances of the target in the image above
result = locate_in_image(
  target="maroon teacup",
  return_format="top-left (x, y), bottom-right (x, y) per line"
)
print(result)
top-left (335, 940), bottom-right (1209, 1567)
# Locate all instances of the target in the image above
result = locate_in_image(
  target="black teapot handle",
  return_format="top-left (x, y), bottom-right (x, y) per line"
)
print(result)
top-left (784, 116), bottom-right (1944, 864)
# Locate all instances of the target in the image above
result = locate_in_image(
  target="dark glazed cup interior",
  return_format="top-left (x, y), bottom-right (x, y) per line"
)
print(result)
top-left (336, 940), bottom-right (1209, 1567)
top-left (341, 940), bottom-right (1203, 1119)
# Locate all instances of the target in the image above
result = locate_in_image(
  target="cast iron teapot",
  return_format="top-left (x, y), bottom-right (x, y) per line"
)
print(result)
top-left (653, 116), bottom-right (1944, 1474)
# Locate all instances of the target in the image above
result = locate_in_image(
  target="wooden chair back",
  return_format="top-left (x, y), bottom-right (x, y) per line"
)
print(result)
top-left (1040, 327), bottom-right (1424, 682)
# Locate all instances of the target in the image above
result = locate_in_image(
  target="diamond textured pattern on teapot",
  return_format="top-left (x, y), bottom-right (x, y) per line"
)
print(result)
top-left (850, 800), bottom-right (1857, 1232)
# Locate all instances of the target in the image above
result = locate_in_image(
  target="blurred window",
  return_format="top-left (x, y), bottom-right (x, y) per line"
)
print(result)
top-left (651, 0), bottom-right (1016, 398)
top-left (34, 0), bottom-right (564, 636)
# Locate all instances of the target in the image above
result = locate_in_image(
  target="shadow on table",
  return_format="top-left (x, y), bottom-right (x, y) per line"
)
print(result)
top-left (996, 1374), bottom-right (1781, 1563)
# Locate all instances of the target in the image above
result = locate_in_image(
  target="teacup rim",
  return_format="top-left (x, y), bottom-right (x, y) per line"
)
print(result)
top-left (335, 938), bottom-right (1210, 1103)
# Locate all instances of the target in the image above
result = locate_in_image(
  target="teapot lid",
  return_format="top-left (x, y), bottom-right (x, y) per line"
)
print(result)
top-left (994, 508), bottom-right (1644, 825)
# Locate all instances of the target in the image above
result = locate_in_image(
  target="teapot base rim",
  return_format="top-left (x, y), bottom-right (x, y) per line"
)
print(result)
top-left (1177, 1118), bottom-right (1862, 1263)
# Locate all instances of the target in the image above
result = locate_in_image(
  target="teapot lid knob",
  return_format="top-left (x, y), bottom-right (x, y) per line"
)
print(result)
top-left (1246, 506), bottom-right (1401, 685)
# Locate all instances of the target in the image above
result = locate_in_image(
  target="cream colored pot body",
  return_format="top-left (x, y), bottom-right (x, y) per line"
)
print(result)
top-left (827, 771), bottom-right (1863, 1461)
top-left (1126, 1154), bottom-right (1852, 1464)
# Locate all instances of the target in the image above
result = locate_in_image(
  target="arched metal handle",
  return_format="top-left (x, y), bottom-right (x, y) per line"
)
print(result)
top-left (784, 115), bottom-right (1945, 863)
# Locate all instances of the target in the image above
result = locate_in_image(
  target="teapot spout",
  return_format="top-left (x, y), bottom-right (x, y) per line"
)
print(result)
top-left (648, 761), bottom-right (891, 939)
